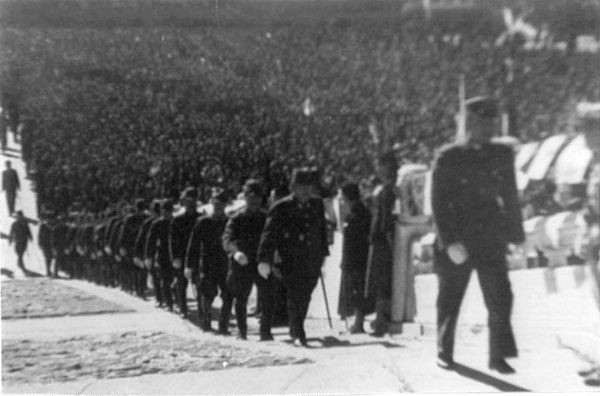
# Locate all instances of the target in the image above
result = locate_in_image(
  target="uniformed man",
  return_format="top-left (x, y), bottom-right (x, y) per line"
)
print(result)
top-left (145, 199), bottom-right (175, 311)
top-left (52, 213), bottom-right (69, 277)
top-left (366, 152), bottom-right (398, 336)
top-left (93, 210), bottom-right (111, 285)
top-left (104, 203), bottom-right (128, 287)
top-left (135, 200), bottom-right (162, 306)
top-left (108, 205), bottom-right (130, 289)
top-left (118, 199), bottom-right (149, 298)
top-left (2, 160), bottom-right (20, 215)
top-left (169, 188), bottom-right (201, 318)
top-left (64, 214), bottom-right (79, 279)
top-left (431, 96), bottom-right (523, 374)
top-left (257, 168), bottom-right (329, 347)
top-left (185, 188), bottom-right (231, 333)
top-left (222, 180), bottom-right (272, 340)
top-left (38, 211), bottom-right (54, 277)
top-left (9, 210), bottom-right (32, 271)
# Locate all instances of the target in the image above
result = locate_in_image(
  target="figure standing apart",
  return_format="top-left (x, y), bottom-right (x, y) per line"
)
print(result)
top-left (2, 160), bottom-right (20, 215)
top-left (431, 96), bottom-right (524, 374)
top-left (9, 210), bottom-right (32, 272)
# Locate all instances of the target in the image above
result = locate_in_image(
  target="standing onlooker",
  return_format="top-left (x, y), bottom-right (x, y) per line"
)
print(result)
top-left (38, 211), bottom-right (54, 277)
top-left (2, 160), bottom-right (20, 215)
top-left (366, 152), bottom-right (397, 336)
top-left (337, 182), bottom-right (372, 333)
top-left (9, 210), bottom-right (32, 271)
top-left (431, 97), bottom-right (523, 374)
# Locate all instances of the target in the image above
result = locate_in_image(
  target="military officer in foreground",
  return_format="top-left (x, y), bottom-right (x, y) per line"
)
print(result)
top-left (257, 168), bottom-right (329, 347)
top-left (431, 96), bottom-right (524, 374)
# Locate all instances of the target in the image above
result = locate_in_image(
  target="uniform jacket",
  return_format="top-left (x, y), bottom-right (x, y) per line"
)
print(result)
top-left (431, 142), bottom-right (524, 254)
top-left (118, 212), bottom-right (149, 256)
top-left (2, 168), bottom-right (20, 193)
top-left (51, 222), bottom-right (69, 254)
top-left (134, 215), bottom-right (157, 259)
top-left (10, 218), bottom-right (32, 252)
top-left (222, 208), bottom-right (267, 272)
top-left (169, 211), bottom-right (200, 263)
top-left (257, 196), bottom-right (329, 279)
top-left (145, 217), bottom-right (171, 266)
top-left (186, 214), bottom-right (229, 278)
top-left (38, 222), bottom-right (53, 252)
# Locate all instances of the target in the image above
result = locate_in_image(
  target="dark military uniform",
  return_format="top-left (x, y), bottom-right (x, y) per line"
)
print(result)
top-left (118, 212), bottom-right (149, 297)
top-left (2, 167), bottom-right (20, 215)
top-left (38, 220), bottom-right (54, 277)
top-left (169, 210), bottom-right (200, 316)
top-left (9, 216), bottom-right (32, 269)
top-left (65, 221), bottom-right (79, 279)
top-left (52, 219), bottom-right (69, 277)
top-left (337, 200), bottom-right (372, 318)
top-left (432, 142), bottom-right (524, 364)
top-left (186, 214), bottom-right (230, 331)
top-left (135, 214), bottom-right (160, 304)
top-left (257, 196), bottom-right (329, 344)
top-left (93, 221), bottom-right (107, 285)
top-left (104, 214), bottom-right (123, 287)
top-left (222, 208), bottom-right (271, 338)
top-left (146, 216), bottom-right (174, 310)
top-left (108, 218), bottom-right (125, 287)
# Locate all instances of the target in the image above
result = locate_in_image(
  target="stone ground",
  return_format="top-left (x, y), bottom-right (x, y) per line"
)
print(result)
top-left (2, 331), bottom-right (311, 384)
top-left (1, 278), bottom-right (133, 319)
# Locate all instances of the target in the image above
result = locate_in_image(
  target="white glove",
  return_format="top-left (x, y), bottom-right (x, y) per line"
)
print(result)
top-left (257, 262), bottom-right (271, 279)
top-left (173, 259), bottom-right (182, 269)
top-left (447, 242), bottom-right (468, 265)
top-left (144, 258), bottom-right (153, 269)
top-left (184, 267), bottom-right (193, 280)
top-left (119, 248), bottom-right (127, 257)
top-left (105, 246), bottom-right (112, 255)
top-left (234, 251), bottom-right (249, 266)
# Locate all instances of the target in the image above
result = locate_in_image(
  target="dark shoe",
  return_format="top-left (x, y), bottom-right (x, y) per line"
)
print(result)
top-left (217, 328), bottom-right (231, 336)
top-left (260, 334), bottom-right (274, 342)
top-left (179, 312), bottom-right (189, 320)
top-left (349, 325), bottom-right (365, 334)
top-left (236, 333), bottom-right (247, 341)
top-left (437, 355), bottom-right (454, 370)
top-left (489, 359), bottom-right (516, 374)
top-left (584, 371), bottom-right (600, 387)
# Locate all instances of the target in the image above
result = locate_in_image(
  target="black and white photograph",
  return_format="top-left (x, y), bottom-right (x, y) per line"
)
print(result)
top-left (0, 0), bottom-right (599, 394)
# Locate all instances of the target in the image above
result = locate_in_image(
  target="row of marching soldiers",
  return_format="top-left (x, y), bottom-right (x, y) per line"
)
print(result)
top-left (39, 168), bottom-right (334, 346)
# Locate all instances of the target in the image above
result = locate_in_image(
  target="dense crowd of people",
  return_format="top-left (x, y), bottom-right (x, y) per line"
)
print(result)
top-left (0, 20), bottom-right (598, 215)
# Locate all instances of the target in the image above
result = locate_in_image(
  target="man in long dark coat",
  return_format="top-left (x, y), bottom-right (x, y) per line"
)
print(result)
top-left (145, 199), bottom-right (175, 311)
top-left (118, 199), bottom-right (149, 298)
top-left (185, 189), bottom-right (231, 333)
top-left (9, 211), bottom-right (32, 271)
top-left (136, 200), bottom-right (162, 306)
top-left (169, 188), bottom-right (201, 318)
top-left (222, 180), bottom-right (272, 340)
top-left (2, 160), bottom-right (20, 215)
top-left (52, 214), bottom-right (69, 277)
top-left (38, 212), bottom-right (54, 277)
top-left (431, 96), bottom-right (524, 374)
top-left (337, 182), bottom-right (371, 334)
top-left (257, 168), bottom-right (329, 347)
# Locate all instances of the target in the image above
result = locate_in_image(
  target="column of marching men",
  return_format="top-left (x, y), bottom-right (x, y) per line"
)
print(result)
top-left (38, 168), bottom-right (330, 346)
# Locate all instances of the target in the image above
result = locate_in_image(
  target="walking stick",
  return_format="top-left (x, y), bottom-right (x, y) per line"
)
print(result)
top-left (320, 273), bottom-right (333, 330)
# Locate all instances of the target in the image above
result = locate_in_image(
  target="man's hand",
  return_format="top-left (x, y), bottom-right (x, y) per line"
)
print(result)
top-left (447, 242), bottom-right (468, 265)
top-left (105, 246), bottom-right (112, 255)
top-left (257, 262), bottom-right (271, 279)
top-left (234, 251), bottom-right (248, 266)
top-left (184, 267), bottom-right (192, 280)
top-left (144, 258), bottom-right (153, 269)
top-left (173, 259), bottom-right (182, 269)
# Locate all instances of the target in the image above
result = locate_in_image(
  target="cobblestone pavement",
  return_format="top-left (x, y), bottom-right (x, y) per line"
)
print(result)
top-left (2, 331), bottom-right (312, 384)
top-left (1, 279), bottom-right (133, 319)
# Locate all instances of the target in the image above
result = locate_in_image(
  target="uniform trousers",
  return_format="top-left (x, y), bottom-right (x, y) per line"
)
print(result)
top-left (158, 264), bottom-right (174, 309)
top-left (283, 274), bottom-right (319, 342)
top-left (435, 245), bottom-right (517, 362)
